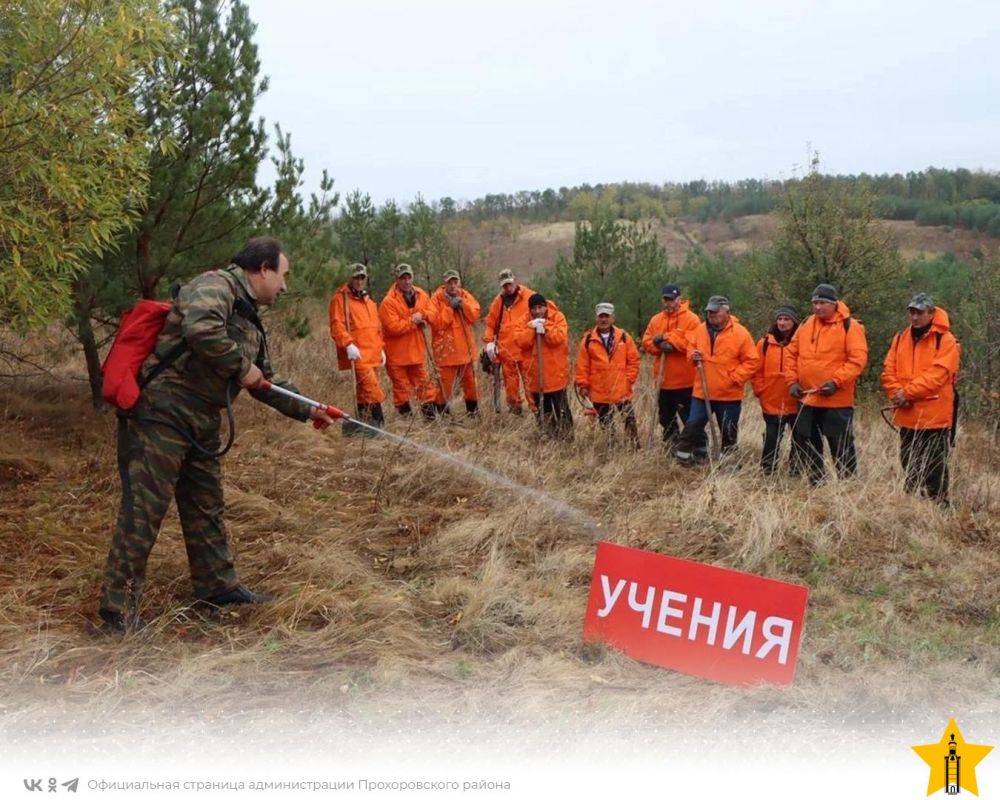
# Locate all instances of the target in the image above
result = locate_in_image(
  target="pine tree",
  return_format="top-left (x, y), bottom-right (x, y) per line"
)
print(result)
top-left (71, 0), bottom-right (273, 403)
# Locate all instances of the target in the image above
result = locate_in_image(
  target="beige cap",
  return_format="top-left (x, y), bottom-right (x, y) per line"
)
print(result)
top-left (498, 269), bottom-right (515, 286)
top-left (443, 269), bottom-right (461, 282)
top-left (596, 302), bottom-right (615, 316)
top-left (395, 263), bottom-right (414, 278)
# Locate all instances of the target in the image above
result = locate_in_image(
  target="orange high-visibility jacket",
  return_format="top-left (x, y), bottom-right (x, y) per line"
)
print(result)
top-left (574, 326), bottom-right (641, 405)
top-left (483, 284), bottom-right (534, 362)
top-left (378, 284), bottom-right (436, 367)
top-left (881, 307), bottom-right (960, 430)
top-left (684, 315), bottom-right (759, 402)
top-left (785, 301), bottom-right (868, 408)
top-left (428, 286), bottom-right (481, 367)
top-left (515, 300), bottom-right (570, 394)
top-left (641, 300), bottom-right (701, 390)
top-left (328, 284), bottom-right (384, 370)
top-left (751, 332), bottom-right (798, 416)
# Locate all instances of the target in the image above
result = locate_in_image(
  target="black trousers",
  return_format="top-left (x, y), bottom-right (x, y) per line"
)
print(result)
top-left (593, 401), bottom-right (639, 445)
top-left (899, 427), bottom-right (950, 503)
top-left (761, 413), bottom-right (806, 475)
top-left (794, 406), bottom-right (857, 484)
top-left (532, 390), bottom-right (574, 439)
top-left (657, 387), bottom-right (692, 443)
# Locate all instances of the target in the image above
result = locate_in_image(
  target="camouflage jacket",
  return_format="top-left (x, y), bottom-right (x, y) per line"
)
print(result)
top-left (141, 264), bottom-right (312, 421)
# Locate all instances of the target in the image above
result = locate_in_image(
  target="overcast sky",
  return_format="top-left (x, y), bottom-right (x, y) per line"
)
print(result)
top-left (248, 0), bottom-right (1000, 206)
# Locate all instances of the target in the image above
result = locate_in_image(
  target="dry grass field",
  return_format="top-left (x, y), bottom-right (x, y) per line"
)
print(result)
top-left (452, 214), bottom-right (997, 277)
top-left (0, 309), bottom-right (996, 749)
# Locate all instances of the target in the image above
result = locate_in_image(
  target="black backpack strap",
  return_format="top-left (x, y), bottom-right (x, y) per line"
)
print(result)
top-left (761, 337), bottom-right (769, 359)
top-left (232, 295), bottom-right (267, 367)
top-left (137, 282), bottom-right (189, 389)
top-left (843, 316), bottom-right (852, 333)
top-left (233, 296), bottom-right (264, 334)
top-left (935, 331), bottom-right (943, 350)
top-left (138, 341), bottom-right (187, 390)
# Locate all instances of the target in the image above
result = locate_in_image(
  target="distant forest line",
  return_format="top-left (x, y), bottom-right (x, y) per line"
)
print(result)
top-left (435, 167), bottom-right (1000, 237)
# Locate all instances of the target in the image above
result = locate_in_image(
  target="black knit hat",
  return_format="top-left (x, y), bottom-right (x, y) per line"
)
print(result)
top-left (528, 293), bottom-right (547, 308)
top-left (811, 283), bottom-right (838, 302)
top-left (775, 304), bottom-right (799, 322)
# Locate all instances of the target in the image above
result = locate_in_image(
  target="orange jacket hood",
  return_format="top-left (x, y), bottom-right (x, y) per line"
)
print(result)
top-left (929, 306), bottom-right (951, 334)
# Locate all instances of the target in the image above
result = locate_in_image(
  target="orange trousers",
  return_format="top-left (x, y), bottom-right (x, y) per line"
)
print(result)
top-left (350, 365), bottom-right (385, 405)
top-left (386, 362), bottom-right (437, 408)
top-left (500, 358), bottom-right (528, 408)
top-left (434, 363), bottom-right (478, 404)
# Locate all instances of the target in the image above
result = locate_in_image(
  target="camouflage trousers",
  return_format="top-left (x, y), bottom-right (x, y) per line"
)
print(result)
top-left (100, 387), bottom-right (238, 614)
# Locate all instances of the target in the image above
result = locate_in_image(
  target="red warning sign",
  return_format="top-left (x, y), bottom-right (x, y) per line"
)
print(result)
top-left (583, 541), bottom-right (809, 686)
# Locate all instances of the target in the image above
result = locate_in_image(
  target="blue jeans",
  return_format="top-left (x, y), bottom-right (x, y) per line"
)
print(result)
top-left (675, 398), bottom-right (742, 455)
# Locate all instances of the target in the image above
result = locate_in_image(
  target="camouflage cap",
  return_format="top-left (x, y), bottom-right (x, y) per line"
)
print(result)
top-left (395, 263), bottom-right (414, 278)
top-left (349, 263), bottom-right (367, 277)
top-left (498, 269), bottom-right (515, 286)
top-left (907, 292), bottom-right (935, 311)
top-left (595, 302), bottom-right (615, 316)
top-left (705, 295), bottom-right (730, 312)
top-left (443, 269), bottom-right (461, 282)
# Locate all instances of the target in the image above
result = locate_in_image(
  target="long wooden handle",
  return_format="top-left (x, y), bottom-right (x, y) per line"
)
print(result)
top-left (343, 291), bottom-right (360, 416)
top-left (647, 352), bottom-right (664, 447)
top-left (697, 361), bottom-right (720, 462)
top-left (535, 330), bottom-right (545, 420)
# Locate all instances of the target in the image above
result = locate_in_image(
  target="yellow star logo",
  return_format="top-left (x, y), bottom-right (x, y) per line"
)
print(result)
top-left (913, 718), bottom-right (993, 796)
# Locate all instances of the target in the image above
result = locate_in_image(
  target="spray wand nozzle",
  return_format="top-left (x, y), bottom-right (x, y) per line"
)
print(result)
top-left (257, 380), bottom-right (351, 428)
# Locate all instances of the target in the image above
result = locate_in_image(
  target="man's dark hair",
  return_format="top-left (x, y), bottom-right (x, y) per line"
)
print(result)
top-left (232, 236), bottom-right (284, 273)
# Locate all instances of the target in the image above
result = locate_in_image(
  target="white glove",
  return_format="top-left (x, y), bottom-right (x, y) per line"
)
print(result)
top-left (528, 318), bottom-right (546, 334)
top-left (380, 350), bottom-right (387, 366)
top-left (485, 342), bottom-right (497, 359)
top-left (346, 344), bottom-right (361, 361)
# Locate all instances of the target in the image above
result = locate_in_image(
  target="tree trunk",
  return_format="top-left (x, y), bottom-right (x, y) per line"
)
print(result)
top-left (72, 283), bottom-right (104, 408)
top-left (137, 230), bottom-right (161, 298)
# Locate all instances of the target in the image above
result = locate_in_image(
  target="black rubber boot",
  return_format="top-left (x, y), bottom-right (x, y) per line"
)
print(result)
top-left (357, 404), bottom-right (380, 437)
top-left (465, 400), bottom-right (479, 416)
top-left (98, 607), bottom-right (146, 635)
top-left (396, 402), bottom-right (412, 416)
top-left (421, 402), bottom-right (439, 420)
top-left (201, 585), bottom-right (273, 608)
top-left (341, 417), bottom-right (362, 437)
top-left (371, 404), bottom-right (385, 428)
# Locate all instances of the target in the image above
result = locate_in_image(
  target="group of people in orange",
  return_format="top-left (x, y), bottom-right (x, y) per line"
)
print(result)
top-left (329, 264), bottom-right (960, 504)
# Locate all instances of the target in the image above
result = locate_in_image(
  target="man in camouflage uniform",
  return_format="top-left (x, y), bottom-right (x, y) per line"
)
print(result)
top-left (99, 237), bottom-right (336, 633)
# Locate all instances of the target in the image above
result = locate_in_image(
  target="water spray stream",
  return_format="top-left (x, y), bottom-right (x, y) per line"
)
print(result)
top-left (353, 418), bottom-right (602, 536)
top-left (260, 381), bottom-right (603, 537)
